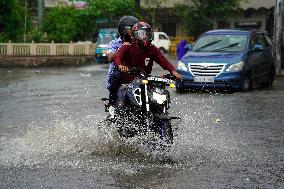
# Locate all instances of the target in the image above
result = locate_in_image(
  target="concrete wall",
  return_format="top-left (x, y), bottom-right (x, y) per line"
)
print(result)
top-left (0, 56), bottom-right (97, 67)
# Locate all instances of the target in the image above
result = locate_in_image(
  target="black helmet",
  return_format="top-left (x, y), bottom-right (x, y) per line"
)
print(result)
top-left (118, 16), bottom-right (139, 37)
top-left (132, 22), bottom-right (153, 42)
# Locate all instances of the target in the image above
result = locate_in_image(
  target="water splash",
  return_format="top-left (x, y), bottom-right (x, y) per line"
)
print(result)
top-left (0, 112), bottom-right (175, 173)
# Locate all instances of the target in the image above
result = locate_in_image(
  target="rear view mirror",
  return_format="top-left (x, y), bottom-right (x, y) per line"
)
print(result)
top-left (185, 43), bottom-right (193, 51)
top-left (252, 44), bottom-right (263, 52)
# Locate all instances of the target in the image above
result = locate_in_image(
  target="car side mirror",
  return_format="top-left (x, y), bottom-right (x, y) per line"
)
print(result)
top-left (185, 44), bottom-right (193, 51)
top-left (252, 44), bottom-right (263, 52)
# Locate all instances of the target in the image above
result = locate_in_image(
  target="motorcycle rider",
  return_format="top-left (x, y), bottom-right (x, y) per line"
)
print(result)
top-left (106, 16), bottom-right (139, 118)
top-left (108, 22), bottom-right (181, 114)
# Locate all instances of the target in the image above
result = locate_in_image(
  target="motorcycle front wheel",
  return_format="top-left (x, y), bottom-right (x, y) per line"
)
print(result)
top-left (156, 119), bottom-right (173, 145)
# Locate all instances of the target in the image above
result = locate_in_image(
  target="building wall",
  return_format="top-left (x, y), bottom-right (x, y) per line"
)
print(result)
top-left (44, 0), bottom-right (69, 8)
top-left (44, 0), bottom-right (59, 7)
top-left (240, 0), bottom-right (274, 10)
top-left (140, 0), bottom-right (193, 8)
top-left (140, 0), bottom-right (276, 37)
top-left (216, 9), bottom-right (272, 30)
top-left (140, 0), bottom-right (274, 9)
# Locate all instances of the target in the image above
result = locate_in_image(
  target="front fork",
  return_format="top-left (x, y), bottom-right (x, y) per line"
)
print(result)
top-left (144, 83), bottom-right (152, 127)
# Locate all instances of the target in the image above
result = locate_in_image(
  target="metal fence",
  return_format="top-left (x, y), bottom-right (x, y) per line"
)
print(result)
top-left (0, 41), bottom-right (96, 56)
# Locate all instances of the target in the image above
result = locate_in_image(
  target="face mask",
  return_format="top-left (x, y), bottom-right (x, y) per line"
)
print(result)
top-left (137, 30), bottom-right (147, 40)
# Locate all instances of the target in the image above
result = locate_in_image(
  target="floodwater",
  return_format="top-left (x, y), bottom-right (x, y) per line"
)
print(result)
top-left (0, 61), bottom-right (283, 189)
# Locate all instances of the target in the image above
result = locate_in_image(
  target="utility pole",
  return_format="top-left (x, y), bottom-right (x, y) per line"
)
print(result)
top-left (24, 0), bottom-right (27, 42)
top-left (37, 0), bottom-right (44, 29)
top-left (274, 0), bottom-right (283, 75)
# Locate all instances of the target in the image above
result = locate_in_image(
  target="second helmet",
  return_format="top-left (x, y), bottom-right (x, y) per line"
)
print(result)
top-left (118, 16), bottom-right (139, 37)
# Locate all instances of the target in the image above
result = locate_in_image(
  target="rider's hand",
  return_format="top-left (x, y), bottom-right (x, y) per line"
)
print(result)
top-left (118, 65), bottom-right (129, 72)
top-left (122, 42), bottom-right (130, 46)
top-left (171, 71), bottom-right (181, 80)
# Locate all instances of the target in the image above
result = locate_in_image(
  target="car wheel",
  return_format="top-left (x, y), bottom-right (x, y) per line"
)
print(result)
top-left (241, 75), bottom-right (252, 92)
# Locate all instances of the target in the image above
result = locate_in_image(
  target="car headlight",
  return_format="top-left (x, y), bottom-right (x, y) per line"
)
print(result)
top-left (177, 61), bottom-right (187, 71)
top-left (153, 92), bottom-right (167, 104)
top-left (226, 61), bottom-right (244, 72)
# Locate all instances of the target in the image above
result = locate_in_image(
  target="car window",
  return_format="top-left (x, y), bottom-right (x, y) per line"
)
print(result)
top-left (192, 34), bottom-right (248, 52)
top-left (250, 34), bottom-right (267, 49)
top-left (97, 33), bottom-right (117, 45)
top-left (159, 34), bottom-right (168, 40)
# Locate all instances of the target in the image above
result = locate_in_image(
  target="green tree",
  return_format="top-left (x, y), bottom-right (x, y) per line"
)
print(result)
top-left (41, 0), bottom-right (138, 43)
top-left (85, 0), bottom-right (138, 25)
top-left (0, 0), bottom-right (26, 42)
top-left (174, 0), bottom-right (241, 37)
top-left (42, 7), bottom-right (78, 42)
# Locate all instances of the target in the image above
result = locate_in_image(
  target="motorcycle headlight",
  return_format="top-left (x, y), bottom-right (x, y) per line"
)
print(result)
top-left (226, 61), bottom-right (244, 72)
top-left (153, 92), bottom-right (167, 105)
top-left (177, 61), bottom-right (187, 71)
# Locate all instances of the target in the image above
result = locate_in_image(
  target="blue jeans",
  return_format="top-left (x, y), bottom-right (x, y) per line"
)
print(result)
top-left (108, 67), bottom-right (123, 106)
top-left (105, 63), bottom-right (115, 90)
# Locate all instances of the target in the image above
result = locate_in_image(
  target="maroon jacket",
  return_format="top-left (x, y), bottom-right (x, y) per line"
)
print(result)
top-left (114, 42), bottom-right (176, 83)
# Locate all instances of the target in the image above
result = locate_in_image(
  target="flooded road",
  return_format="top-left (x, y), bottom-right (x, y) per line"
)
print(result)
top-left (0, 59), bottom-right (283, 188)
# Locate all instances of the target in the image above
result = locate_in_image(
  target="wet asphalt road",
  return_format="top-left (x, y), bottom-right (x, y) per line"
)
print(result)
top-left (0, 56), bottom-right (283, 189)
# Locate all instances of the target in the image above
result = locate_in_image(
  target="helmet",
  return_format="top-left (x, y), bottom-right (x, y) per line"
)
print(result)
top-left (132, 22), bottom-right (153, 42)
top-left (118, 16), bottom-right (139, 37)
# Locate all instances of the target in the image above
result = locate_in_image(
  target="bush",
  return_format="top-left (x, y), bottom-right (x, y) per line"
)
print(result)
top-left (0, 0), bottom-right (26, 42)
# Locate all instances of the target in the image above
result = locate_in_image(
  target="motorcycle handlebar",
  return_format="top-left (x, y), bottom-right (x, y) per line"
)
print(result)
top-left (127, 67), bottom-right (147, 77)
top-left (162, 74), bottom-right (177, 81)
top-left (128, 67), bottom-right (140, 74)
top-left (127, 67), bottom-right (177, 81)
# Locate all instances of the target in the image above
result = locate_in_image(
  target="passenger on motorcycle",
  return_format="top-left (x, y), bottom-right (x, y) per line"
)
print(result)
top-left (108, 22), bottom-right (181, 115)
top-left (106, 16), bottom-right (139, 118)
top-left (105, 16), bottom-right (139, 90)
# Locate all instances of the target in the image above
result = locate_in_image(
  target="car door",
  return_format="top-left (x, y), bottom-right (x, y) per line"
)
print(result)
top-left (248, 34), bottom-right (267, 84)
top-left (263, 34), bottom-right (274, 79)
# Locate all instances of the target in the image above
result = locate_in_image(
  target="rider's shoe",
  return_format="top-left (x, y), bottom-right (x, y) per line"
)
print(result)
top-left (106, 105), bottom-right (115, 121)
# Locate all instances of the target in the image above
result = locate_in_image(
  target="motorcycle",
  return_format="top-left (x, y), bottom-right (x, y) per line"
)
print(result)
top-left (102, 68), bottom-right (180, 148)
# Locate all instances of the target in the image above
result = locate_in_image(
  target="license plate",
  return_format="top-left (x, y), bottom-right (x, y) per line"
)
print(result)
top-left (194, 76), bottom-right (214, 83)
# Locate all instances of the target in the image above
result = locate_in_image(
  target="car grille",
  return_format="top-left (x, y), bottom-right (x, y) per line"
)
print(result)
top-left (189, 64), bottom-right (225, 77)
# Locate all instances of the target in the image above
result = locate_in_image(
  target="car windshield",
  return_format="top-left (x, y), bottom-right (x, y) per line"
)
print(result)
top-left (192, 34), bottom-right (248, 52)
top-left (97, 33), bottom-right (117, 45)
